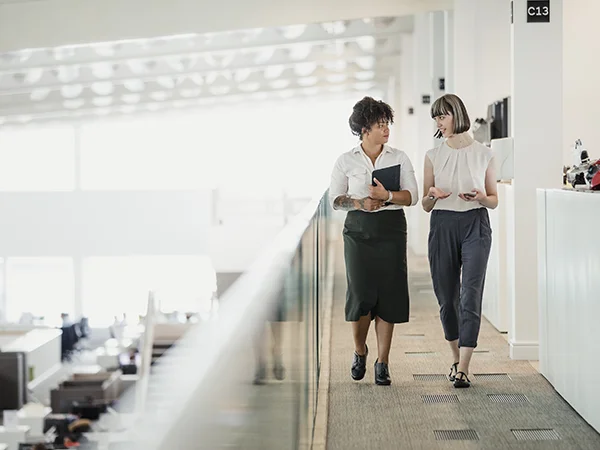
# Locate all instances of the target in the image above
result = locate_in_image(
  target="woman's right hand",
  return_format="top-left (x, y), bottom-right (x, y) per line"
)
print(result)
top-left (357, 197), bottom-right (384, 211)
top-left (427, 187), bottom-right (451, 200)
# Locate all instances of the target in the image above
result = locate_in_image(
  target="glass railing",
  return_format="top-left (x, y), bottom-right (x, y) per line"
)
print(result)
top-left (109, 189), bottom-right (334, 449)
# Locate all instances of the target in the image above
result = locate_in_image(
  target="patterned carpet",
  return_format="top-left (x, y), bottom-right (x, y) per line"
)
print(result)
top-left (326, 248), bottom-right (600, 450)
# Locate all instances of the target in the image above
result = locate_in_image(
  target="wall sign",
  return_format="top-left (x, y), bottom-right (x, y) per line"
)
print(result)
top-left (422, 95), bottom-right (431, 105)
top-left (408, 107), bottom-right (414, 115)
top-left (438, 78), bottom-right (445, 91)
top-left (527, 0), bottom-right (550, 23)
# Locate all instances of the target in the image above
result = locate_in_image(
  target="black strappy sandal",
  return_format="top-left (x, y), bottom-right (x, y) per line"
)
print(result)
top-left (453, 371), bottom-right (471, 388)
top-left (448, 362), bottom-right (459, 381)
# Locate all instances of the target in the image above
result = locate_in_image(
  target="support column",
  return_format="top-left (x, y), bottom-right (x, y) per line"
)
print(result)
top-left (431, 11), bottom-right (446, 101)
top-left (444, 10), bottom-right (455, 93)
top-left (405, 13), bottom-right (436, 256)
top-left (452, 0), bottom-right (478, 113)
top-left (397, 33), bottom-right (416, 164)
top-left (510, 0), bottom-right (563, 359)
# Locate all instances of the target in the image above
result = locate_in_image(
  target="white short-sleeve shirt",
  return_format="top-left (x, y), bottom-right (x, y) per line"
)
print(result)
top-left (426, 140), bottom-right (494, 212)
top-left (328, 144), bottom-right (419, 212)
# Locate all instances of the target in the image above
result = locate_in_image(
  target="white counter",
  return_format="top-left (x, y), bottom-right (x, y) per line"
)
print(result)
top-left (537, 188), bottom-right (600, 433)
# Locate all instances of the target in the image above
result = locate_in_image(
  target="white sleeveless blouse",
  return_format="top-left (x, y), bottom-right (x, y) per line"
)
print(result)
top-left (426, 141), bottom-right (494, 212)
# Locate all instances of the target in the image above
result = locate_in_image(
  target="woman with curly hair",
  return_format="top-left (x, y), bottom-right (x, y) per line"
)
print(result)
top-left (329, 96), bottom-right (418, 386)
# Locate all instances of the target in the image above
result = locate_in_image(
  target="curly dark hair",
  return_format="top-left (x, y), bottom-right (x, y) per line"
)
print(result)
top-left (348, 96), bottom-right (394, 139)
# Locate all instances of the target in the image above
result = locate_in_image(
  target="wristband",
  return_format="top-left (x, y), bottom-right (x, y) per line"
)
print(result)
top-left (387, 190), bottom-right (393, 202)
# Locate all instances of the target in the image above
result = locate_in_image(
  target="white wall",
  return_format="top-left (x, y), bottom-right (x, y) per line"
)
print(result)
top-left (453, 0), bottom-right (511, 121)
top-left (563, 0), bottom-right (600, 165)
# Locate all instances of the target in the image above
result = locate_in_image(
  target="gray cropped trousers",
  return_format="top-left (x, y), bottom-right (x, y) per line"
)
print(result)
top-left (428, 208), bottom-right (492, 348)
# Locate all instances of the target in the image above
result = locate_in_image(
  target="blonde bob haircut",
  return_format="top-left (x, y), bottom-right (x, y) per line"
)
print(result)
top-left (430, 94), bottom-right (471, 139)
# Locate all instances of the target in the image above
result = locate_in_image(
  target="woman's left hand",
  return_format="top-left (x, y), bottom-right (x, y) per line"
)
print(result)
top-left (459, 189), bottom-right (486, 202)
top-left (368, 178), bottom-right (389, 201)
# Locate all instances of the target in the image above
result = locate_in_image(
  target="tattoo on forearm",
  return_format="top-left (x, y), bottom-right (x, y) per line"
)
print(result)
top-left (334, 195), bottom-right (359, 211)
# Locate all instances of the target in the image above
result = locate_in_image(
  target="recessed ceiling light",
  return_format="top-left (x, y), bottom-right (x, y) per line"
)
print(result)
top-left (91, 81), bottom-right (114, 96)
top-left (270, 79), bottom-right (291, 90)
top-left (288, 44), bottom-right (312, 61)
top-left (123, 79), bottom-right (145, 92)
top-left (264, 65), bottom-right (285, 79)
top-left (279, 24), bottom-right (306, 40)
top-left (156, 76), bottom-right (176, 89)
top-left (54, 65), bottom-right (80, 83)
top-left (254, 48), bottom-right (275, 64)
top-left (294, 62), bottom-right (317, 77)
top-left (30, 88), bottom-right (51, 101)
top-left (122, 94), bottom-right (141, 104)
top-left (61, 84), bottom-right (84, 98)
top-left (355, 71), bottom-right (375, 81)
top-left (355, 56), bottom-right (375, 70)
top-left (91, 63), bottom-right (115, 79)
top-left (92, 97), bottom-right (114, 107)
top-left (356, 36), bottom-right (375, 52)
top-left (150, 91), bottom-right (170, 102)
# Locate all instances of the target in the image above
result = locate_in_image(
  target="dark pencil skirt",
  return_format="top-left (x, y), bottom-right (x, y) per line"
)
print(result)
top-left (342, 209), bottom-right (410, 324)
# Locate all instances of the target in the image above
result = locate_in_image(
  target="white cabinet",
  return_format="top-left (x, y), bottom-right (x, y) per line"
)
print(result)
top-left (537, 188), bottom-right (600, 433)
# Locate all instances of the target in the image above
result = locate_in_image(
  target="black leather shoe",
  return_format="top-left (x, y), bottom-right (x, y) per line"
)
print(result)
top-left (351, 344), bottom-right (368, 381)
top-left (374, 359), bottom-right (391, 386)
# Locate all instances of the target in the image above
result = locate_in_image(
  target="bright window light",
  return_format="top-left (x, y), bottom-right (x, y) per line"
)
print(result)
top-left (5, 257), bottom-right (74, 327)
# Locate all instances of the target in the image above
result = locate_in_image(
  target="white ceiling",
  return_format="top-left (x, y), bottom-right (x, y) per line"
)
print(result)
top-left (0, 0), bottom-right (451, 53)
top-left (0, 16), bottom-right (411, 125)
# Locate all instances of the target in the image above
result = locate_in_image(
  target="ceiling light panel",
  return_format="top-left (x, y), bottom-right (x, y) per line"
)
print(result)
top-left (0, 15), bottom-right (404, 124)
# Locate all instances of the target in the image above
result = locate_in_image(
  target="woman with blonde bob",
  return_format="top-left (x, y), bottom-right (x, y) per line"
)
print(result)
top-left (422, 94), bottom-right (498, 388)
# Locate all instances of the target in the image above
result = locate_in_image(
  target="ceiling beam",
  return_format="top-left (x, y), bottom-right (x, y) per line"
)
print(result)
top-left (0, 0), bottom-right (452, 53)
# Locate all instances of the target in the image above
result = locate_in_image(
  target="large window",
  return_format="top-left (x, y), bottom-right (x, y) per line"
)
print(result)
top-left (0, 126), bottom-right (75, 191)
top-left (82, 256), bottom-right (216, 327)
top-left (5, 258), bottom-right (74, 327)
top-left (0, 95), bottom-right (363, 325)
top-left (79, 113), bottom-right (218, 190)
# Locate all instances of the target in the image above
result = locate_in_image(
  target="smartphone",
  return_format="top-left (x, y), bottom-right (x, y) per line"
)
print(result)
top-left (462, 192), bottom-right (476, 198)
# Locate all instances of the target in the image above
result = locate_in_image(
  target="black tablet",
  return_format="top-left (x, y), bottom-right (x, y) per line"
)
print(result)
top-left (371, 164), bottom-right (401, 191)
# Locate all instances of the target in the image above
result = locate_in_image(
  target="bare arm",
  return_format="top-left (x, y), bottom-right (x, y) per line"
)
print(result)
top-left (333, 195), bottom-right (358, 211)
top-left (369, 155), bottom-right (419, 207)
top-left (479, 158), bottom-right (499, 209)
top-left (369, 179), bottom-right (413, 206)
top-left (421, 155), bottom-right (436, 213)
top-left (388, 191), bottom-right (413, 206)
top-left (457, 157), bottom-right (499, 209)
top-left (395, 154), bottom-right (419, 207)
top-left (333, 195), bottom-right (382, 212)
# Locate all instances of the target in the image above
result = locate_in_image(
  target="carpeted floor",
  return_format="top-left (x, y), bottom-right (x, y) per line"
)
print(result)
top-left (326, 249), bottom-right (600, 450)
